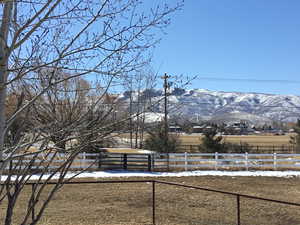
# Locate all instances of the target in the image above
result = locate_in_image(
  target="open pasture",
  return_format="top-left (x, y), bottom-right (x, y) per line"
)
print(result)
top-left (118, 133), bottom-right (295, 152)
top-left (177, 134), bottom-right (293, 146)
top-left (1, 176), bottom-right (300, 225)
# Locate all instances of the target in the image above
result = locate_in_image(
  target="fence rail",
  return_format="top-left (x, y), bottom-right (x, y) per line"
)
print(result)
top-left (153, 152), bottom-right (300, 171)
top-left (3, 152), bottom-right (300, 172)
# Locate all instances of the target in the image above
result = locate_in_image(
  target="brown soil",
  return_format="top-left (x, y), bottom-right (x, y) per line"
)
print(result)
top-left (1, 176), bottom-right (300, 225)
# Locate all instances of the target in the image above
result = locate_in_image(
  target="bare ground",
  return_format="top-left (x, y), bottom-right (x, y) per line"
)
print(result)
top-left (1, 176), bottom-right (300, 225)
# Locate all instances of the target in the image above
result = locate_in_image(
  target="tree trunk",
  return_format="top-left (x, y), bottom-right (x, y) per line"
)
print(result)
top-left (0, 1), bottom-right (13, 162)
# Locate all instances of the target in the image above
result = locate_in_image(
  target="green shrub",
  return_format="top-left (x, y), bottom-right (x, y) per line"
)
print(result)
top-left (144, 123), bottom-right (181, 153)
top-left (199, 129), bottom-right (251, 153)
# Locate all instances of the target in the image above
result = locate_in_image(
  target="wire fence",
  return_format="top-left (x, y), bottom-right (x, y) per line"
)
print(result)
top-left (1, 179), bottom-right (299, 225)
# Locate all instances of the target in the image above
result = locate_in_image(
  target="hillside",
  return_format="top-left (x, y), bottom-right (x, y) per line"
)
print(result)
top-left (118, 89), bottom-right (300, 124)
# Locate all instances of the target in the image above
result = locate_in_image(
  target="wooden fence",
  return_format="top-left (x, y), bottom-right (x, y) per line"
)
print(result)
top-left (4, 152), bottom-right (153, 172)
top-left (4, 152), bottom-right (300, 172)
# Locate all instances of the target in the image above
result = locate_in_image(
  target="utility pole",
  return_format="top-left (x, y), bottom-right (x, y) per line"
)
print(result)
top-left (161, 73), bottom-right (170, 170)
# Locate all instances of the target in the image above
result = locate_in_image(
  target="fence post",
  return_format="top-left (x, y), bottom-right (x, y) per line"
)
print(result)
top-left (31, 184), bottom-right (36, 223)
top-left (215, 152), bottom-right (218, 171)
top-left (148, 155), bottom-right (152, 172)
top-left (236, 195), bottom-right (241, 225)
top-left (273, 153), bottom-right (277, 170)
top-left (123, 154), bottom-right (128, 170)
top-left (184, 152), bottom-right (188, 171)
top-left (152, 181), bottom-right (156, 225)
top-left (245, 152), bottom-right (248, 171)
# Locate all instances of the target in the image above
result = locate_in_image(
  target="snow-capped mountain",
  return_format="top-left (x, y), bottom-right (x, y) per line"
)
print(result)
top-left (118, 89), bottom-right (300, 124)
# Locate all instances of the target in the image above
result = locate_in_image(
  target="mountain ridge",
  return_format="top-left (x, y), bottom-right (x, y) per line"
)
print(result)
top-left (118, 88), bottom-right (300, 124)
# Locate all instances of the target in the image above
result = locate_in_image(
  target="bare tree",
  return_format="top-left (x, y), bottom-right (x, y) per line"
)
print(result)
top-left (0, 0), bottom-right (183, 224)
top-left (123, 68), bottom-right (159, 148)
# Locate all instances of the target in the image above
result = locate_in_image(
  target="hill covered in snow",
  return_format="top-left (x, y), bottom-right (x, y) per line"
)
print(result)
top-left (118, 88), bottom-right (300, 124)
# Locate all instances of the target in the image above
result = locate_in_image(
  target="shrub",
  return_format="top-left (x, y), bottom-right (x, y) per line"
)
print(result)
top-left (144, 123), bottom-right (181, 153)
top-left (199, 129), bottom-right (251, 153)
top-left (290, 119), bottom-right (300, 153)
top-left (198, 129), bottom-right (226, 153)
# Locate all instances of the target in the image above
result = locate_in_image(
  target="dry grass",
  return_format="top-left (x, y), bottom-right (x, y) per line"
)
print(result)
top-left (119, 133), bottom-right (294, 149)
top-left (1, 176), bottom-right (300, 225)
top-left (177, 134), bottom-right (293, 146)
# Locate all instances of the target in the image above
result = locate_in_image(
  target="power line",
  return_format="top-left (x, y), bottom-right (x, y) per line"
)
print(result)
top-left (197, 76), bottom-right (300, 84)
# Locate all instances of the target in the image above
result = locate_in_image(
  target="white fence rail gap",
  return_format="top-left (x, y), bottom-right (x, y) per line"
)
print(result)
top-left (3, 152), bottom-right (300, 172)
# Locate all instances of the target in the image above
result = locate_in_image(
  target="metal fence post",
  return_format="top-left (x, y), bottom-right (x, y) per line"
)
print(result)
top-left (236, 195), bottom-right (241, 225)
top-left (152, 181), bottom-right (156, 225)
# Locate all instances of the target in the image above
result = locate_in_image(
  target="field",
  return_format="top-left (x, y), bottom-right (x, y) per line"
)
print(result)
top-left (119, 133), bottom-right (293, 147)
top-left (177, 134), bottom-right (293, 146)
top-left (1, 176), bottom-right (300, 225)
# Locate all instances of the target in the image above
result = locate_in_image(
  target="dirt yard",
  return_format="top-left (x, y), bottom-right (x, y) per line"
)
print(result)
top-left (1, 176), bottom-right (300, 225)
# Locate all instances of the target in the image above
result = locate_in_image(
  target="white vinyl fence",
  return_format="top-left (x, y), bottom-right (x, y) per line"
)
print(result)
top-left (153, 152), bottom-right (300, 171)
top-left (3, 152), bottom-right (300, 172)
top-left (3, 152), bottom-right (99, 171)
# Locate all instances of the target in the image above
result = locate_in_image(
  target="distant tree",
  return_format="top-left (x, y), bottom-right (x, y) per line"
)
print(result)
top-left (225, 142), bottom-right (251, 153)
top-left (171, 87), bottom-right (185, 96)
top-left (123, 91), bottom-right (134, 99)
top-left (290, 119), bottom-right (300, 152)
top-left (141, 88), bottom-right (161, 99)
top-left (144, 122), bottom-right (181, 153)
top-left (4, 91), bottom-right (32, 147)
top-left (199, 129), bottom-right (225, 153)
top-left (199, 128), bottom-right (251, 153)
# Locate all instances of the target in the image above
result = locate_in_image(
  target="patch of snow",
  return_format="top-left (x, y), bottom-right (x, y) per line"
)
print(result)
top-left (2, 170), bottom-right (300, 181)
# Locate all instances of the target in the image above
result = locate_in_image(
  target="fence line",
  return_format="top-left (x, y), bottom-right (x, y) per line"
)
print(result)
top-left (4, 152), bottom-right (300, 172)
top-left (154, 152), bottom-right (300, 171)
top-left (2, 179), bottom-right (300, 225)
top-left (178, 144), bottom-right (296, 153)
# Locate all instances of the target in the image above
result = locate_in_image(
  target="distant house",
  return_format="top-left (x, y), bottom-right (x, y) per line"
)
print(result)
top-left (192, 125), bottom-right (213, 133)
top-left (192, 125), bottom-right (203, 133)
top-left (169, 126), bottom-right (182, 133)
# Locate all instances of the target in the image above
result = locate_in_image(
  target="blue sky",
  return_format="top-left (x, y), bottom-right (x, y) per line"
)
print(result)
top-left (150, 0), bottom-right (300, 95)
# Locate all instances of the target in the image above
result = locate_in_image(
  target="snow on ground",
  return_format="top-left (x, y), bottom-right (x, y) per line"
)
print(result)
top-left (2, 170), bottom-right (300, 181)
